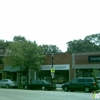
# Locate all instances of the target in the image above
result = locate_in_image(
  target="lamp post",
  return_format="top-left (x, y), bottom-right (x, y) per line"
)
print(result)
top-left (52, 53), bottom-right (54, 68)
top-left (51, 53), bottom-right (54, 83)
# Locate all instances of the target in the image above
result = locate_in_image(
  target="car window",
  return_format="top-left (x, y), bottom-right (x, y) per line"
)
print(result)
top-left (71, 79), bottom-right (78, 83)
top-left (1, 80), bottom-right (8, 82)
top-left (78, 79), bottom-right (86, 82)
top-left (86, 79), bottom-right (93, 82)
top-left (32, 81), bottom-right (36, 84)
top-left (36, 81), bottom-right (43, 84)
top-left (3, 80), bottom-right (8, 82)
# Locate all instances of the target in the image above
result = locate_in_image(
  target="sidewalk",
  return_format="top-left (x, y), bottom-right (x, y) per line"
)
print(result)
top-left (56, 84), bottom-right (62, 88)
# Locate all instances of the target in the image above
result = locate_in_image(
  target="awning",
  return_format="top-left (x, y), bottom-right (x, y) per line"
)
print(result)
top-left (3, 66), bottom-right (20, 72)
top-left (41, 64), bottom-right (70, 70)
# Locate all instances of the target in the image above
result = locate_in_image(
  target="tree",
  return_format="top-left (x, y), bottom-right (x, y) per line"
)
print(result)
top-left (92, 69), bottom-right (99, 83)
top-left (3, 36), bottom-right (45, 84)
top-left (84, 33), bottom-right (100, 45)
top-left (66, 33), bottom-right (100, 53)
top-left (40, 44), bottom-right (62, 54)
top-left (0, 39), bottom-right (10, 48)
top-left (92, 69), bottom-right (99, 78)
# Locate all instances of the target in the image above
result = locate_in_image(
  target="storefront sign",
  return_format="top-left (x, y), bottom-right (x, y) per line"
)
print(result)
top-left (41, 64), bottom-right (69, 70)
top-left (88, 56), bottom-right (100, 62)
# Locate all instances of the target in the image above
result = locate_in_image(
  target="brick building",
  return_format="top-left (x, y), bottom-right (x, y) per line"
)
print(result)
top-left (39, 53), bottom-right (74, 83)
top-left (72, 52), bottom-right (100, 78)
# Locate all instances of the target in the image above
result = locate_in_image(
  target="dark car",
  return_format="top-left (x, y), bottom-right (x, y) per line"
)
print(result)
top-left (61, 77), bottom-right (99, 93)
top-left (23, 80), bottom-right (56, 90)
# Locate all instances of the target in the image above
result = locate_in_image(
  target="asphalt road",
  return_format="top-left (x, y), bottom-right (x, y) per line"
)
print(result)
top-left (0, 88), bottom-right (96, 100)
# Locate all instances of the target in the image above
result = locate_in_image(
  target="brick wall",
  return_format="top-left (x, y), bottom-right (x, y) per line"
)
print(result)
top-left (43, 53), bottom-right (74, 81)
top-left (74, 52), bottom-right (100, 65)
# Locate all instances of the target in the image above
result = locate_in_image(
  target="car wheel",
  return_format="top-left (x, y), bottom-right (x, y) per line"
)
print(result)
top-left (84, 87), bottom-right (90, 93)
top-left (63, 86), bottom-right (69, 92)
top-left (6, 84), bottom-right (10, 88)
top-left (24, 86), bottom-right (28, 89)
top-left (42, 86), bottom-right (45, 90)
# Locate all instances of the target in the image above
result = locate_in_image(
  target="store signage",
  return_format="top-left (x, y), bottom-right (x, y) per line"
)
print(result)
top-left (41, 64), bottom-right (69, 70)
top-left (88, 56), bottom-right (100, 62)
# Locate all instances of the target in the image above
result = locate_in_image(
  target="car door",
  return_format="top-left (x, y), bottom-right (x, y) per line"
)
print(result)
top-left (29, 81), bottom-right (37, 89)
top-left (69, 79), bottom-right (78, 90)
top-left (36, 80), bottom-right (43, 89)
top-left (77, 79), bottom-right (86, 90)
top-left (0, 80), bottom-right (4, 87)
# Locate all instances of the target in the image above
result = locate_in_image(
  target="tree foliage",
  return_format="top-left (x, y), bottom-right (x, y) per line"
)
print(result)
top-left (0, 39), bottom-right (10, 48)
top-left (3, 36), bottom-right (45, 71)
top-left (67, 33), bottom-right (100, 53)
top-left (92, 69), bottom-right (99, 78)
top-left (40, 44), bottom-right (62, 54)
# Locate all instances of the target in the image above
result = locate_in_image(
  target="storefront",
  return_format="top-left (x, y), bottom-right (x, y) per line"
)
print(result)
top-left (72, 52), bottom-right (100, 78)
top-left (3, 66), bottom-right (19, 81)
top-left (40, 64), bottom-right (70, 83)
top-left (38, 53), bottom-right (74, 83)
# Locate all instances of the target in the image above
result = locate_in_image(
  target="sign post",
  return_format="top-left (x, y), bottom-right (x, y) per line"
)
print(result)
top-left (51, 53), bottom-right (54, 83)
top-left (51, 68), bottom-right (55, 82)
top-left (51, 68), bottom-right (55, 80)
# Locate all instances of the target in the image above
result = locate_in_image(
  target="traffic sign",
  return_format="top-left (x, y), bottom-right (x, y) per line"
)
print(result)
top-left (51, 73), bottom-right (54, 78)
top-left (51, 68), bottom-right (55, 73)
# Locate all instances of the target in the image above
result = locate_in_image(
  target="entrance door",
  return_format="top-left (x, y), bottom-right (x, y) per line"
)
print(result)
top-left (13, 72), bottom-right (17, 81)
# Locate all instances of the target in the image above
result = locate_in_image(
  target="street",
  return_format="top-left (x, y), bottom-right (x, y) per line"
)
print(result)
top-left (0, 88), bottom-right (94, 100)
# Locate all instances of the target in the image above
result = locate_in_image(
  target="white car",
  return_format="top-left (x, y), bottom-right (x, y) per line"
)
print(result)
top-left (0, 79), bottom-right (18, 88)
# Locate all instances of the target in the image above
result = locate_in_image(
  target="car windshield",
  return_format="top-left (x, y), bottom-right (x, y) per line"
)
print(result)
top-left (42, 80), bottom-right (49, 84)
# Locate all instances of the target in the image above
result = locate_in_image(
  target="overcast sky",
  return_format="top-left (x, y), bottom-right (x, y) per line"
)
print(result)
top-left (0, 0), bottom-right (100, 52)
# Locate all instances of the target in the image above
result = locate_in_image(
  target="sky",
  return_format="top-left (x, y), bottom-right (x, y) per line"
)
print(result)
top-left (0, 0), bottom-right (100, 52)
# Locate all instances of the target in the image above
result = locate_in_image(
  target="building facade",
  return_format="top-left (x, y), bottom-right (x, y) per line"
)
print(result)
top-left (72, 52), bottom-right (100, 78)
top-left (39, 53), bottom-right (74, 83)
top-left (1, 47), bottom-right (100, 84)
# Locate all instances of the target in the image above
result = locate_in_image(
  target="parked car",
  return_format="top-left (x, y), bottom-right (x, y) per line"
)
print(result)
top-left (61, 77), bottom-right (99, 93)
top-left (23, 80), bottom-right (56, 90)
top-left (97, 80), bottom-right (100, 88)
top-left (0, 79), bottom-right (18, 88)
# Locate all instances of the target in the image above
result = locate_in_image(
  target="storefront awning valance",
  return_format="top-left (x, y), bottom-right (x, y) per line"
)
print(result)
top-left (3, 66), bottom-right (20, 72)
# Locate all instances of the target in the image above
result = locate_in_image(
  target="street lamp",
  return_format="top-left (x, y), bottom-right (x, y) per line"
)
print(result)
top-left (51, 53), bottom-right (54, 83)
top-left (52, 53), bottom-right (54, 68)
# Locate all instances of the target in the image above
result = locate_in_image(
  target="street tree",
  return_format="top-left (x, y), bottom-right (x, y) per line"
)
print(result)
top-left (40, 44), bottom-right (62, 54)
top-left (0, 39), bottom-right (10, 48)
top-left (3, 36), bottom-right (45, 84)
top-left (66, 33), bottom-right (100, 53)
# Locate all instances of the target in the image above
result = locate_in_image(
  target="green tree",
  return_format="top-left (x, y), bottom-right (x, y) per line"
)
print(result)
top-left (66, 33), bottom-right (100, 53)
top-left (3, 36), bottom-right (45, 84)
top-left (92, 69), bottom-right (99, 78)
top-left (40, 44), bottom-right (62, 54)
top-left (92, 69), bottom-right (99, 83)
top-left (84, 33), bottom-right (100, 45)
top-left (0, 39), bottom-right (10, 48)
